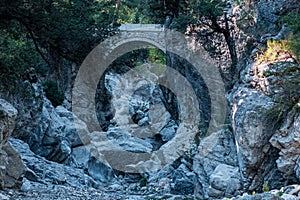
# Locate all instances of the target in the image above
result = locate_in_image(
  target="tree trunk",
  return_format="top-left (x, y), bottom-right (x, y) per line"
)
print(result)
top-left (223, 14), bottom-right (238, 76)
top-left (224, 30), bottom-right (238, 73)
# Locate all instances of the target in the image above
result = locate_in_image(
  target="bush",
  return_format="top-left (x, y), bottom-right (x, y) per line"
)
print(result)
top-left (256, 40), bottom-right (292, 64)
top-left (263, 181), bottom-right (269, 192)
top-left (43, 81), bottom-right (64, 107)
top-left (281, 13), bottom-right (300, 62)
top-left (0, 22), bottom-right (41, 87)
top-left (265, 62), bottom-right (300, 122)
top-left (257, 12), bottom-right (300, 64)
top-left (139, 177), bottom-right (148, 187)
top-left (148, 47), bottom-right (166, 65)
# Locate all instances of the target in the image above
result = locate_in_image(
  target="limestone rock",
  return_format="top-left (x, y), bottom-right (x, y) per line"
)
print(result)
top-left (209, 164), bottom-right (241, 197)
top-left (231, 193), bottom-right (281, 200)
top-left (257, 0), bottom-right (300, 34)
top-left (270, 110), bottom-right (300, 179)
top-left (170, 164), bottom-right (196, 195)
top-left (0, 144), bottom-right (26, 189)
top-left (9, 138), bottom-right (100, 189)
top-left (232, 87), bottom-right (274, 168)
top-left (193, 128), bottom-right (239, 198)
top-left (105, 127), bottom-right (153, 153)
top-left (87, 146), bottom-right (115, 183)
top-left (0, 99), bottom-right (26, 189)
top-left (17, 95), bottom-right (90, 164)
top-left (230, 85), bottom-right (286, 191)
top-left (0, 99), bottom-right (18, 146)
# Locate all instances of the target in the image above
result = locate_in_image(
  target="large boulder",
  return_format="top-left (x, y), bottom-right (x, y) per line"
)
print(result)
top-left (270, 108), bottom-right (300, 180)
top-left (231, 80), bottom-right (285, 191)
top-left (27, 98), bottom-right (79, 162)
top-left (0, 99), bottom-right (26, 189)
top-left (170, 164), bottom-right (196, 195)
top-left (209, 164), bottom-right (241, 198)
top-left (193, 128), bottom-right (240, 199)
top-left (9, 138), bottom-right (101, 190)
top-left (3, 83), bottom-right (89, 165)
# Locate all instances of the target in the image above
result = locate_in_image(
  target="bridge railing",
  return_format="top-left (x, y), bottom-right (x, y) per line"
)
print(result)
top-left (119, 24), bottom-right (164, 32)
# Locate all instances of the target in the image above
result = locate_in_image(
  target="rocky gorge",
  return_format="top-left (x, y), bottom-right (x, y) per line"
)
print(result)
top-left (1, 0), bottom-right (300, 199)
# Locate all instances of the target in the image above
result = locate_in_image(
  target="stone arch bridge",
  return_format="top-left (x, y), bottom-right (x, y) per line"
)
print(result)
top-left (73, 24), bottom-right (226, 150)
top-left (117, 24), bottom-right (167, 52)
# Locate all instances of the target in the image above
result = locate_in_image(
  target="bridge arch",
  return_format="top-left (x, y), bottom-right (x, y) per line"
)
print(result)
top-left (115, 24), bottom-right (166, 53)
top-left (112, 37), bottom-right (166, 54)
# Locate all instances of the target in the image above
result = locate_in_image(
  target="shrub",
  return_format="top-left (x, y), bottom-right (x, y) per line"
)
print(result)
top-left (263, 181), bottom-right (269, 192)
top-left (265, 63), bottom-right (300, 121)
top-left (0, 22), bottom-right (41, 87)
top-left (147, 47), bottom-right (166, 65)
top-left (139, 177), bottom-right (148, 187)
top-left (256, 40), bottom-right (292, 64)
top-left (277, 191), bottom-right (283, 196)
top-left (281, 13), bottom-right (300, 62)
top-left (43, 81), bottom-right (64, 107)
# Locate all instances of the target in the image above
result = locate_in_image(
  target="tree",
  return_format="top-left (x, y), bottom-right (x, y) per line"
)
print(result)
top-left (0, 0), bottom-right (118, 80)
top-left (0, 20), bottom-right (41, 87)
top-left (178, 1), bottom-right (237, 72)
top-left (140, 0), bottom-right (238, 75)
top-left (141, 0), bottom-right (185, 25)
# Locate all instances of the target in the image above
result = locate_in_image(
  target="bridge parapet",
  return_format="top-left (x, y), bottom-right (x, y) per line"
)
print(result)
top-left (119, 24), bottom-right (164, 32)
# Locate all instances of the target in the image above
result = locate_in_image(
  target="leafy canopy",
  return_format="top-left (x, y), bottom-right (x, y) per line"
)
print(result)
top-left (0, 21), bottom-right (41, 86)
top-left (0, 0), bottom-right (118, 65)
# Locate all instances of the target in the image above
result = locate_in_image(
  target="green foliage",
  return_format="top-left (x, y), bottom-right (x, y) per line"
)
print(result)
top-left (109, 49), bottom-right (149, 72)
top-left (263, 70), bottom-right (271, 77)
top-left (43, 81), bottom-right (64, 107)
top-left (115, 1), bottom-right (150, 24)
top-left (174, 0), bottom-right (238, 69)
top-left (116, 6), bottom-right (139, 24)
top-left (287, 34), bottom-right (300, 62)
top-left (277, 191), bottom-right (283, 196)
top-left (109, 47), bottom-right (166, 74)
top-left (256, 40), bottom-right (292, 64)
top-left (139, 177), bottom-right (148, 187)
top-left (0, 0), bottom-right (120, 99)
top-left (281, 13), bottom-right (300, 62)
top-left (265, 63), bottom-right (300, 122)
top-left (190, 0), bottom-right (225, 17)
top-left (171, 0), bottom-right (226, 33)
top-left (0, 0), bottom-right (118, 65)
top-left (148, 47), bottom-right (166, 64)
top-left (22, 81), bottom-right (35, 99)
top-left (140, 0), bottom-right (184, 24)
top-left (263, 181), bottom-right (269, 192)
top-left (138, 0), bottom-right (237, 65)
top-left (0, 22), bottom-right (41, 86)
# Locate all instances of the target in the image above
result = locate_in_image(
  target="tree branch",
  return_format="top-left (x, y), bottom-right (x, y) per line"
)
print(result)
top-left (19, 20), bottom-right (50, 66)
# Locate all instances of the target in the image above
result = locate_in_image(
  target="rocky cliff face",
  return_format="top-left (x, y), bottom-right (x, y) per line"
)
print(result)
top-left (1, 56), bottom-right (299, 200)
top-left (0, 99), bottom-right (26, 189)
top-left (230, 61), bottom-right (300, 192)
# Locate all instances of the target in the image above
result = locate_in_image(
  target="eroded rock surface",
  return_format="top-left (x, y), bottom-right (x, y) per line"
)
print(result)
top-left (0, 99), bottom-right (26, 189)
top-left (270, 108), bottom-right (300, 180)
